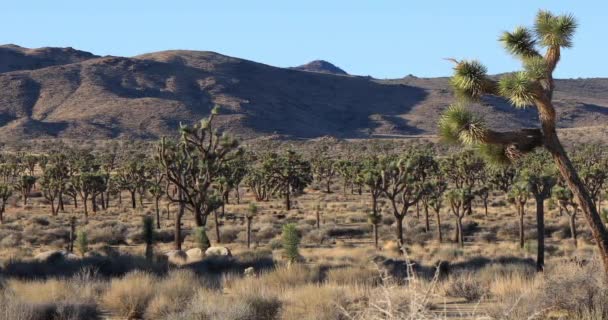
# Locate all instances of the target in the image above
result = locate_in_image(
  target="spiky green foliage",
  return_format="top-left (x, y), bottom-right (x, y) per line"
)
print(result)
top-left (0, 184), bottom-right (12, 223)
top-left (438, 104), bottom-right (487, 145)
top-left (523, 56), bottom-right (549, 80)
top-left (534, 10), bottom-right (577, 48)
top-left (76, 230), bottom-right (88, 256)
top-left (475, 143), bottom-right (510, 167)
top-left (450, 60), bottom-right (495, 99)
top-left (194, 227), bottom-right (211, 251)
top-left (500, 26), bottom-right (539, 58)
top-left (281, 223), bottom-right (300, 264)
top-left (498, 72), bottom-right (537, 108)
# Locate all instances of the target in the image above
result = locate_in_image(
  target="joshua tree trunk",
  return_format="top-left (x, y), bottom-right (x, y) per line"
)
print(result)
top-left (326, 180), bottom-right (331, 193)
top-left (538, 100), bottom-right (608, 272)
top-left (246, 217), bottom-right (252, 249)
top-left (456, 216), bottom-right (464, 247)
top-left (416, 202), bottom-right (420, 219)
top-left (174, 190), bottom-right (185, 250)
top-left (396, 215), bottom-right (405, 245)
top-left (424, 201), bottom-right (430, 232)
top-left (0, 204), bottom-right (5, 224)
top-left (83, 195), bottom-right (89, 223)
top-left (59, 194), bottom-right (64, 211)
top-left (285, 192), bottom-right (291, 210)
top-left (518, 205), bottom-right (525, 249)
top-left (535, 196), bottom-right (545, 272)
top-left (435, 209), bottom-right (442, 243)
top-left (316, 208), bottom-right (320, 229)
top-left (372, 223), bottom-right (379, 249)
top-left (155, 197), bottom-right (161, 229)
top-left (569, 213), bottom-right (578, 247)
top-left (483, 199), bottom-right (488, 216)
top-left (130, 191), bottom-right (136, 209)
top-left (214, 210), bottom-right (221, 243)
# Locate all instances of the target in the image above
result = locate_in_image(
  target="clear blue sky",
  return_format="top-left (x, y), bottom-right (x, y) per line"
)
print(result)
top-left (2, 1), bottom-right (606, 78)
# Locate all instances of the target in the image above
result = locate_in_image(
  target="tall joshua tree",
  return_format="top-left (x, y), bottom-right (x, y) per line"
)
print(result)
top-left (519, 150), bottom-right (556, 271)
top-left (438, 10), bottom-right (608, 272)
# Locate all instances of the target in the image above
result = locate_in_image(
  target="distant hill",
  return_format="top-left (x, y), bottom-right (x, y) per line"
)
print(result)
top-left (291, 60), bottom-right (348, 75)
top-left (0, 45), bottom-right (606, 141)
top-left (0, 44), bottom-right (98, 73)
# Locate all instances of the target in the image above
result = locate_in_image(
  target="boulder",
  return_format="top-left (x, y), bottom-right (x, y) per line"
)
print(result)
top-left (205, 246), bottom-right (232, 257)
top-left (165, 250), bottom-right (188, 265)
top-left (186, 248), bottom-right (204, 262)
top-left (244, 266), bottom-right (255, 277)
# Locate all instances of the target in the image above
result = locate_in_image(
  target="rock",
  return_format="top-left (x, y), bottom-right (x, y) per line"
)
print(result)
top-left (186, 248), bottom-right (204, 262)
top-left (34, 250), bottom-right (66, 263)
top-left (64, 253), bottom-right (80, 260)
top-left (165, 250), bottom-right (188, 265)
top-left (244, 267), bottom-right (255, 277)
top-left (205, 246), bottom-right (232, 257)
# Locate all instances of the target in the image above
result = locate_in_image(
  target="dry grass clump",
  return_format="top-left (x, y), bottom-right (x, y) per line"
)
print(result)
top-left (443, 272), bottom-right (489, 302)
top-left (325, 265), bottom-right (381, 287)
top-left (490, 258), bottom-right (608, 319)
top-left (144, 269), bottom-right (202, 319)
top-left (102, 270), bottom-right (156, 318)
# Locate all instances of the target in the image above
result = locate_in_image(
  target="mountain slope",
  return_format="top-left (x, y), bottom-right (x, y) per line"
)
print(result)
top-left (0, 46), bottom-right (606, 141)
top-left (0, 44), bottom-right (98, 73)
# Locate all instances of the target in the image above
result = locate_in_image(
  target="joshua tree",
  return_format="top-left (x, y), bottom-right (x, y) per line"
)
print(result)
top-left (217, 155), bottom-right (248, 216)
top-left (116, 156), bottom-right (148, 209)
top-left (379, 154), bottom-right (426, 245)
top-left (282, 223), bottom-right (300, 265)
top-left (40, 167), bottom-right (65, 216)
top-left (553, 186), bottom-right (579, 247)
top-left (519, 150), bottom-right (557, 271)
top-left (427, 178), bottom-right (448, 242)
top-left (142, 215), bottom-right (155, 261)
top-left (476, 185), bottom-right (490, 217)
top-left (16, 175), bottom-right (36, 205)
top-left (158, 106), bottom-right (241, 229)
top-left (264, 150), bottom-right (313, 210)
top-left (146, 161), bottom-right (165, 229)
top-left (334, 159), bottom-right (354, 195)
top-left (71, 173), bottom-right (106, 222)
top-left (573, 145), bottom-right (607, 213)
top-left (0, 184), bottom-right (12, 224)
top-left (311, 147), bottom-right (337, 194)
top-left (245, 203), bottom-right (258, 249)
top-left (360, 156), bottom-right (383, 223)
top-left (438, 10), bottom-right (608, 272)
top-left (446, 188), bottom-right (471, 247)
top-left (508, 183), bottom-right (530, 249)
top-left (368, 208), bottom-right (382, 249)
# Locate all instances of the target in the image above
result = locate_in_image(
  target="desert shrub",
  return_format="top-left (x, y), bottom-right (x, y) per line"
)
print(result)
top-left (381, 215), bottom-right (395, 226)
top-left (102, 271), bottom-right (156, 318)
top-left (444, 272), bottom-right (488, 302)
top-left (75, 231), bottom-right (88, 256)
top-left (87, 225), bottom-right (128, 245)
top-left (256, 224), bottom-right (277, 241)
top-left (145, 270), bottom-right (200, 319)
top-left (326, 266), bottom-right (381, 286)
top-left (325, 226), bottom-right (366, 238)
top-left (30, 217), bottom-right (50, 227)
top-left (220, 226), bottom-right (239, 243)
top-left (302, 229), bottom-right (327, 245)
top-left (476, 231), bottom-right (497, 243)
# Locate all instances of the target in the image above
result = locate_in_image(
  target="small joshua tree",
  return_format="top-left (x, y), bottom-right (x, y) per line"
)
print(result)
top-left (193, 227), bottom-right (211, 252)
top-left (553, 186), bottom-right (579, 247)
top-left (368, 211), bottom-right (382, 249)
top-left (282, 223), bottom-right (300, 265)
top-left (246, 203), bottom-right (258, 249)
top-left (446, 188), bottom-right (471, 247)
top-left (16, 175), bottom-right (36, 206)
top-left (76, 230), bottom-right (88, 257)
top-left (0, 184), bottom-right (13, 224)
top-left (508, 183), bottom-right (530, 249)
top-left (142, 215), bottom-right (155, 261)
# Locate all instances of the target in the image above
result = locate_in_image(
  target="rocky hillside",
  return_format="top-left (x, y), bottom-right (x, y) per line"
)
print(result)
top-left (0, 45), bottom-right (606, 141)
